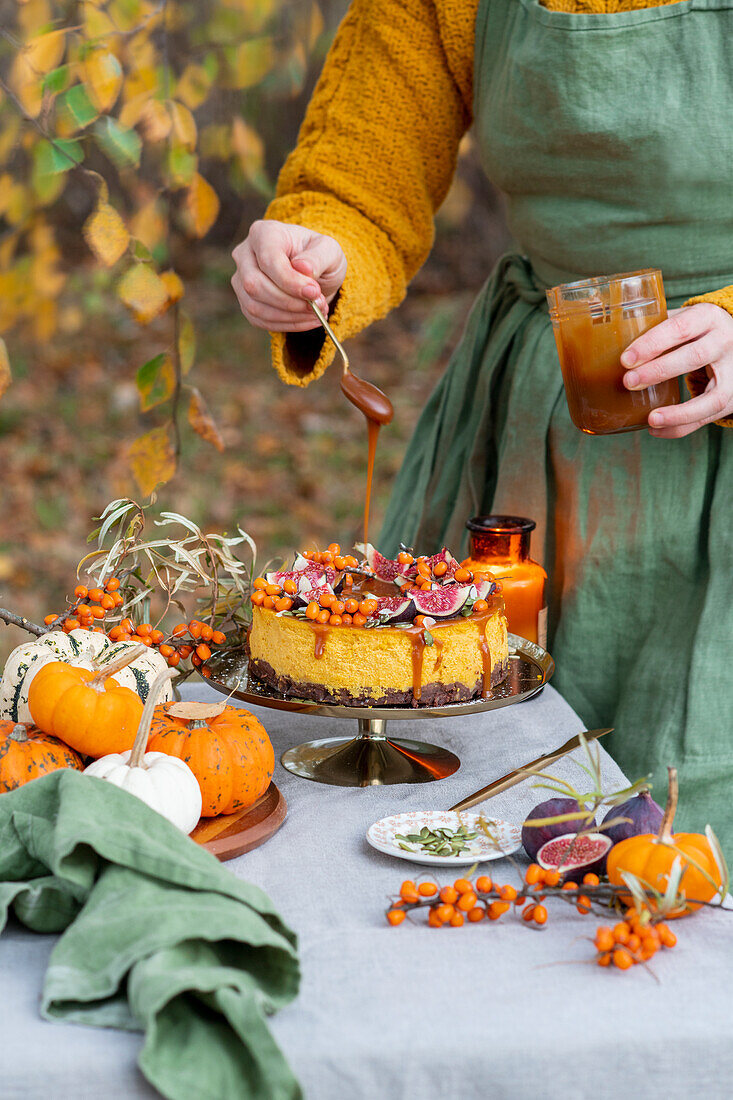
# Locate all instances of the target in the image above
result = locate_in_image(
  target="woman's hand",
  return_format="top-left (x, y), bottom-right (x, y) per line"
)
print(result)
top-left (621, 303), bottom-right (733, 438)
top-left (231, 220), bottom-right (347, 333)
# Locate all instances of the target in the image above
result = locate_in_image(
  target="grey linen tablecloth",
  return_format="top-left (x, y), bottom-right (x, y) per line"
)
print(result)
top-left (2, 682), bottom-right (732, 1099)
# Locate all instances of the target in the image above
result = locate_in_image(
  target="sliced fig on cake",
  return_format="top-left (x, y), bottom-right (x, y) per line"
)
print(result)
top-left (357, 544), bottom-right (406, 583)
top-left (412, 585), bottom-right (471, 618)
top-left (425, 548), bottom-right (460, 579)
top-left (473, 578), bottom-right (498, 601)
top-left (373, 595), bottom-right (416, 623)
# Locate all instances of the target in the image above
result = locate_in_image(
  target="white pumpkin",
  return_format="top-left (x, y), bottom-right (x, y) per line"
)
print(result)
top-left (0, 629), bottom-right (174, 723)
top-left (84, 668), bottom-right (201, 834)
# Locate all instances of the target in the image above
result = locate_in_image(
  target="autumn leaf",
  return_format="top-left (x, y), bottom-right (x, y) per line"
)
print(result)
top-left (127, 425), bottom-right (176, 496)
top-left (61, 83), bottom-right (99, 130)
top-left (176, 63), bottom-right (213, 110)
top-left (94, 116), bottom-right (142, 169)
top-left (178, 309), bottom-right (196, 374)
top-left (0, 339), bottom-right (11, 401)
top-left (117, 263), bottom-right (170, 324)
top-left (184, 173), bottom-right (220, 237)
top-left (170, 101), bottom-right (197, 150)
top-left (130, 198), bottom-right (167, 253)
top-left (83, 200), bottom-right (130, 266)
top-left (84, 47), bottom-right (123, 111)
top-left (229, 37), bottom-right (274, 89)
top-left (25, 29), bottom-right (67, 75)
top-left (160, 270), bottom-right (184, 304)
top-left (136, 352), bottom-right (176, 411)
top-left (167, 147), bottom-right (198, 188)
top-left (9, 51), bottom-right (43, 118)
top-left (139, 99), bottom-right (171, 143)
top-left (188, 387), bottom-right (224, 452)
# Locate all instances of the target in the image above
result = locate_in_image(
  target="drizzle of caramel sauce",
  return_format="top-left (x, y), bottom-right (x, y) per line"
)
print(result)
top-left (340, 368), bottom-right (393, 546)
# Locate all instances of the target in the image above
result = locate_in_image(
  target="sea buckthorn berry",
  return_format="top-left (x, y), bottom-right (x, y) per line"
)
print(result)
top-left (316, 609), bottom-right (331, 625)
top-left (476, 876), bottom-right (492, 893)
top-left (398, 551), bottom-right (414, 566)
top-left (472, 599), bottom-right (489, 614)
top-left (582, 872), bottom-right (600, 886)
top-left (150, 629), bottom-right (165, 644)
top-left (533, 905), bottom-right (548, 925)
top-left (387, 909), bottom-right (406, 926)
top-left (276, 597), bottom-right (294, 612)
top-left (253, 577), bottom-right (268, 590)
top-left (327, 543), bottom-right (341, 556)
top-left (104, 577), bottom-right (120, 592)
top-left (74, 585), bottom-right (88, 599)
top-left (522, 905), bottom-right (537, 922)
top-left (414, 614), bottom-right (426, 627)
top-left (87, 588), bottom-right (104, 603)
top-left (561, 881), bottom-right (578, 891)
top-left (627, 933), bottom-right (641, 952)
top-left (345, 598), bottom-right (360, 615)
top-left (488, 901), bottom-right (510, 920)
top-left (134, 634), bottom-right (153, 646)
top-left (428, 909), bottom-right (444, 928)
top-left (467, 907), bottom-right (484, 923)
top-left (196, 644), bottom-right (212, 661)
top-left (120, 618), bottom-right (135, 633)
top-left (352, 612), bottom-right (367, 626)
top-left (436, 904), bottom-right (455, 923)
top-left (525, 864), bottom-right (543, 886)
top-left (321, 551), bottom-right (334, 564)
top-left (613, 922), bottom-right (631, 944)
top-left (306, 602), bottom-right (320, 620)
top-left (265, 584), bottom-right (282, 597)
top-left (597, 952), bottom-right (612, 967)
top-left (179, 645), bottom-right (193, 658)
top-left (514, 895), bottom-right (527, 907)
top-left (113, 592), bottom-right (124, 606)
top-left (189, 621), bottom-right (203, 638)
top-left (439, 886), bottom-right (458, 905)
top-left (212, 630), bottom-right (226, 645)
top-left (100, 594), bottom-right (116, 610)
top-left (262, 596), bottom-right (275, 610)
top-left (454, 568), bottom-right (472, 583)
top-left (331, 600), bottom-right (345, 616)
top-left (200, 624), bottom-right (214, 642)
top-left (329, 614), bottom-right (343, 626)
top-left (449, 912), bottom-right (465, 927)
top-left (497, 884), bottom-right (517, 902)
top-left (302, 551), bottom-right (314, 560)
top-left (400, 880), bottom-right (418, 900)
top-left (334, 556), bottom-right (347, 571)
top-left (167, 652), bottom-right (181, 667)
top-left (456, 891), bottom-right (478, 912)
top-left (137, 623), bottom-right (152, 636)
top-left (543, 870), bottom-right (561, 887)
top-left (44, 613), bottom-right (58, 625)
top-left (64, 618), bottom-right (81, 632)
top-left (159, 643), bottom-right (174, 658)
top-left (613, 947), bottom-right (634, 970)
top-left (344, 555), bottom-right (358, 568)
top-left (91, 606), bottom-right (106, 619)
top-left (433, 561), bottom-right (448, 576)
top-left (342, 614), bottom-right (353, 626)
top-left (107, 626), bottom-right (123, 641)
top-left (172, 623), bottom-right (188, 636)
top-left (319, 592), bottom-right (335, 608)
top-left (576, 895), bottom-right (592, 914)
top-left (251, 591), bottom-right (265, 606)
top-left (594, 927), bottom-right (614, 953)
top-left (91, 626), bottom-right (105, 634)
top-left (76, 604), bottom-right (91, 618)
top-left (454, 878), bottom-right (473, 895)
top-left (283, 579), bottom-right (298, 595)
top-left (191, 653), bottom-right (202, 666)
top-left (658, 924), bottom-right (677, 948)
top-left (343, 573), bottom-right (354, 587)
top-left (418, 882), bottom-right (438, 898)
top-left (358, 599), bottom-right (375, 617)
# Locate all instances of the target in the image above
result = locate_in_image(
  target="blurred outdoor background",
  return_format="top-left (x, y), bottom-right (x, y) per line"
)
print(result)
top-left (0, 0), bottom-right (511, 661)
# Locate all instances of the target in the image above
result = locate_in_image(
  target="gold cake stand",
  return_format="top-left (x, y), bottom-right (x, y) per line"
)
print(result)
top-left (205, 634), bottom-right (554, 788)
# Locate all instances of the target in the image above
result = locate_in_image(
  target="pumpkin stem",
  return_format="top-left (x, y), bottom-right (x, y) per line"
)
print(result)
top-left (9, 724), bottom-right (29, 743)
top-left (129, 668), bottom-right (178, 768)
top-left (89, 643), bottom-right (149, 690)
top-left (658, 765), bottom-right (678, 844)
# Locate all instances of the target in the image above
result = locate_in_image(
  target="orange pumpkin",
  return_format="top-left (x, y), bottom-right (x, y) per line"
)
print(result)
top-left (27, 645), bottom-right (147, 758)
top-left (0, 721), bottom-right (84, 791)
top-left (607, 767), bottom-right (722, 918)
top-left (147, 701), bottom-right (274, 816)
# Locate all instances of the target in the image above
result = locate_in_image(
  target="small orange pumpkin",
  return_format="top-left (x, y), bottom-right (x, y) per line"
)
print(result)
top-left (27, 645), bottom-right (147, 758)
top-left (0, 721), bottom-right (84, 791)
top-left (607, 766), bottom-right (722, 918)
top-left (147, 700), bottom-right (274, 817)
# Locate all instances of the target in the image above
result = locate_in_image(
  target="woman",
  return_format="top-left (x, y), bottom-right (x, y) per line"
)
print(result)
top-left (231, 0), bottom-right (733, 843)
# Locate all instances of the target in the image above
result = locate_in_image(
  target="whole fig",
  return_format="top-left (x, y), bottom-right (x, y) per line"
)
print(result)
top-left (521, 798), bottom-right (596, 861)
top-left (601, 790), bottom-right (664, 845)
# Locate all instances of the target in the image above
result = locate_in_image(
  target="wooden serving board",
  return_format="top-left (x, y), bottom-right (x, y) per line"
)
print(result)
top-left (190, 782), bottom-right (287, 861)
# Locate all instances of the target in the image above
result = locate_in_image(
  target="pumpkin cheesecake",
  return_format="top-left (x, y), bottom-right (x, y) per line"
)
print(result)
top-left (247, 544), bottom-right (509, 707)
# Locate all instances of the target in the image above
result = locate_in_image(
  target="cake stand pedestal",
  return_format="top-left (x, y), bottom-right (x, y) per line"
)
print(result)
top-left (205, 634), bottom-right (554, 787)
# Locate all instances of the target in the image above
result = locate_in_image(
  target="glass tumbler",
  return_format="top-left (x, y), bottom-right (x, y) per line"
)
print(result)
top-left (546, 269), bottom-right (680, 435)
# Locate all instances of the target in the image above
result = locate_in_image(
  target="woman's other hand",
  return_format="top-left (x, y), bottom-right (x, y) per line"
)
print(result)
top-left (231, 220), bottom-right (347, 332)
top-left (621, 303), bottom-right (733, 437)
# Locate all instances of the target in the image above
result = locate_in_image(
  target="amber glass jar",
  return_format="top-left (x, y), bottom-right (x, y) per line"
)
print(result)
top-left (462, 516), bottom-right (547, 647)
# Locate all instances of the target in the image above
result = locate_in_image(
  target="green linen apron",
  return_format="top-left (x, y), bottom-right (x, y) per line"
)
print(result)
top-left (381, 0), bottom-right (733, 844)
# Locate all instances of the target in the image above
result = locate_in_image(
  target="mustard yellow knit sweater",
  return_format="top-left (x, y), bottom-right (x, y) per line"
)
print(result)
top-left (266, 0), bottom-right (733, 422)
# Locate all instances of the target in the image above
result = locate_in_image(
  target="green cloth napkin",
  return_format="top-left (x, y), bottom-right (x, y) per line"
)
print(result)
top-left (0, 769), bottom-right (301, 1100)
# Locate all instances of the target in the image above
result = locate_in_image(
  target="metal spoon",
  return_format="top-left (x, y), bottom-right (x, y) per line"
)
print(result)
top-left (309, 299), bottom-right (349, 375)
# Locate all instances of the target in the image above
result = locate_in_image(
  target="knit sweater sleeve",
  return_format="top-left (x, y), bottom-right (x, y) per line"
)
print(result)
top-left (265, 0), bottom-right (476, 386)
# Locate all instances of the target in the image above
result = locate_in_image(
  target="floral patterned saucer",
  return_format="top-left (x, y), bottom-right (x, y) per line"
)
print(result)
top-left (366, 810), bottom-right (521, 866)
